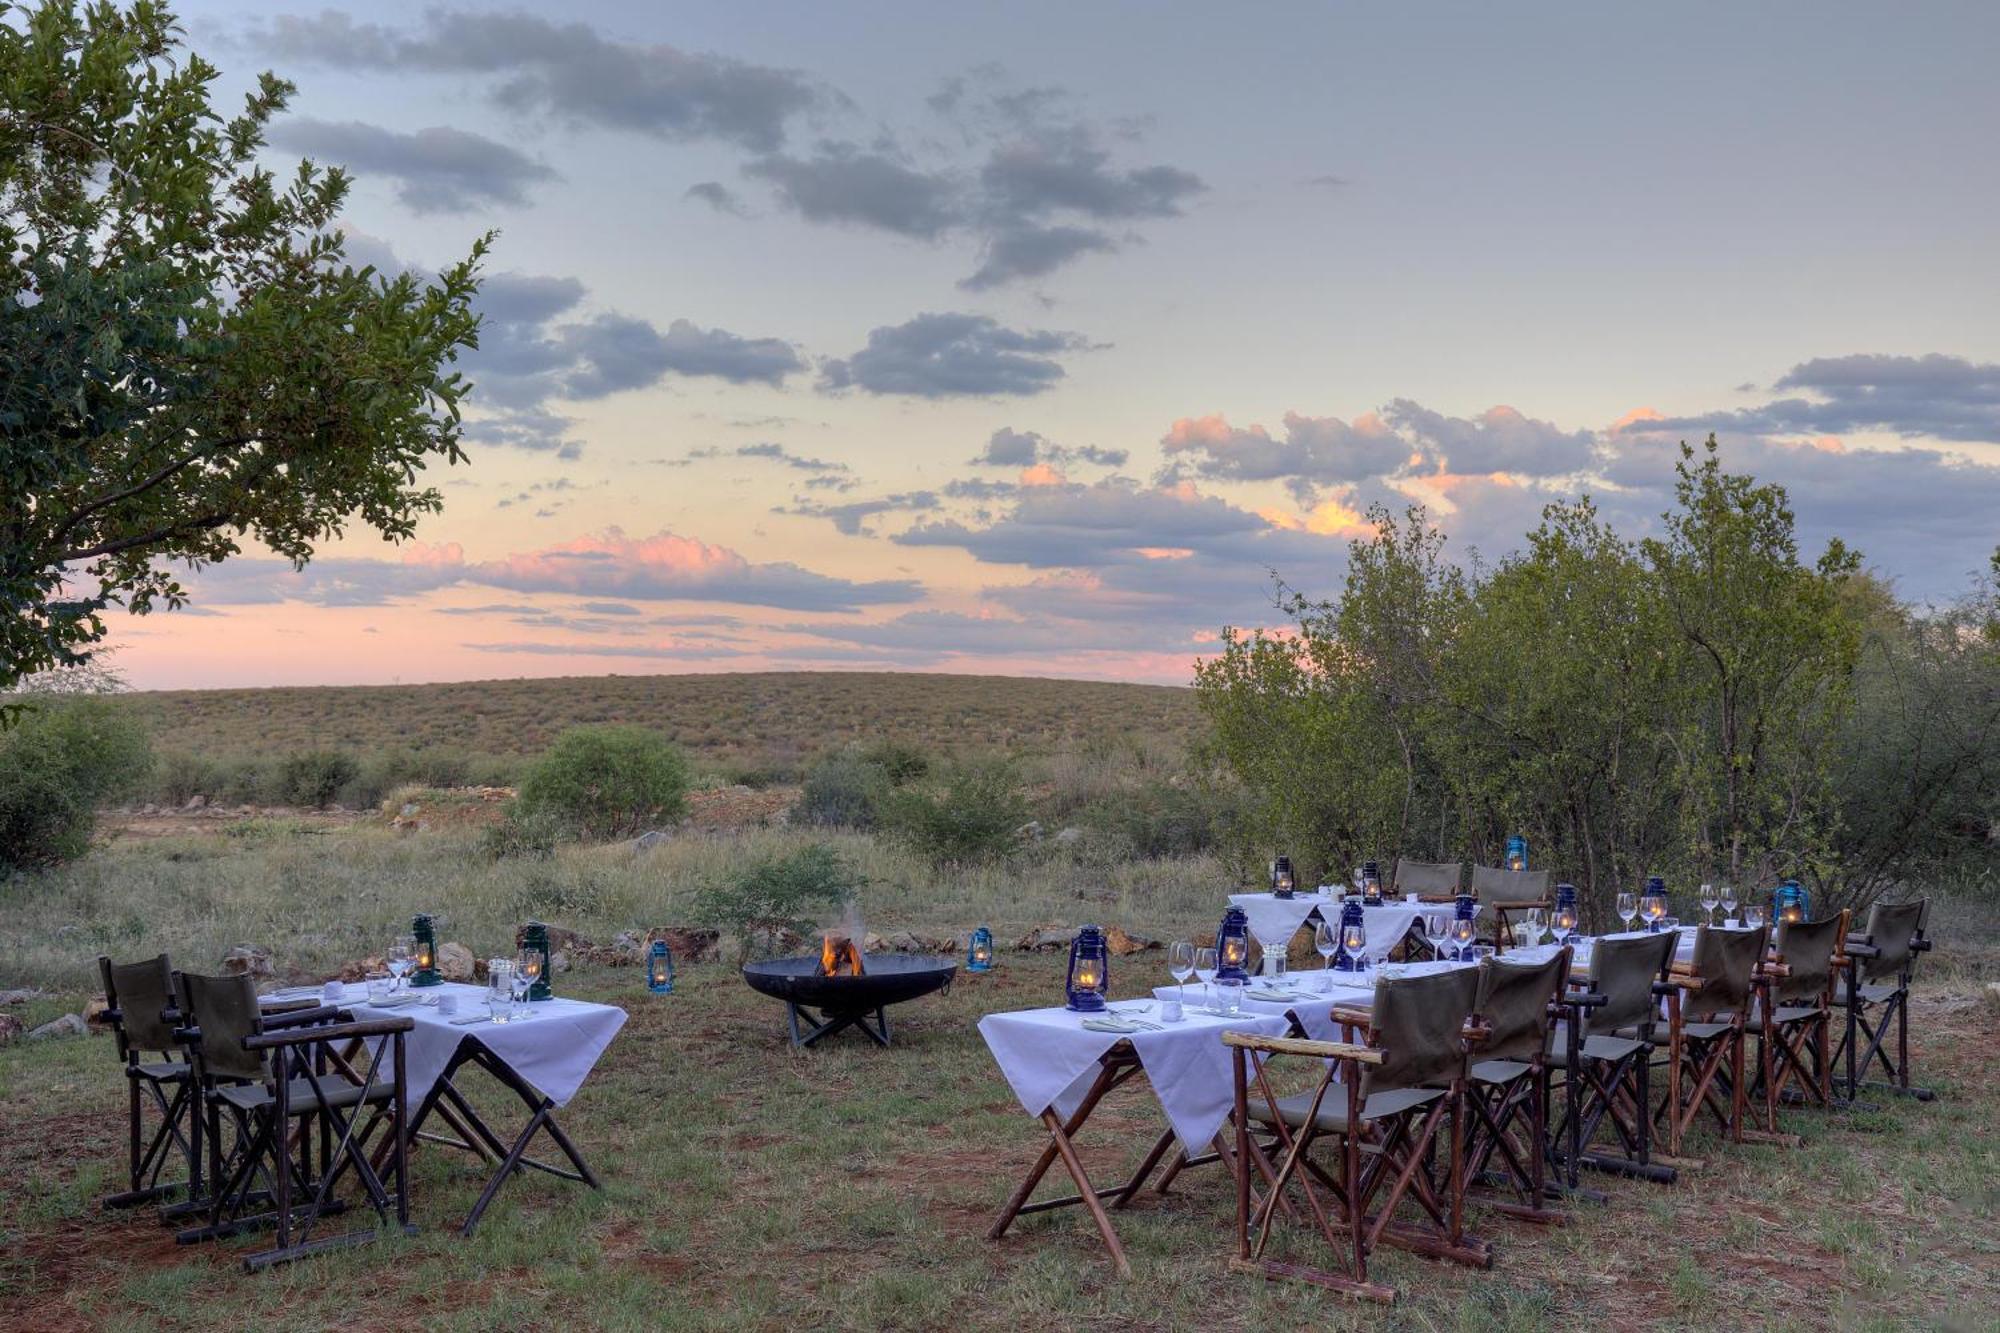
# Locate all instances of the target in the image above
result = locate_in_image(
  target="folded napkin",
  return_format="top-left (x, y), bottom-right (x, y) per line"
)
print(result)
top-left (365, 993), bottom-right (426, 1009)
top-left (1080, 1017), bottom-right (1159, 1033)
top-left (1247, 987), bottom-right (1314, 1002)
top-left (448, 1012), bottom-right (493, 1026)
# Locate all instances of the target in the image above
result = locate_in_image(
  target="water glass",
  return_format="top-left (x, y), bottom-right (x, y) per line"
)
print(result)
top-left (510, 967), bottom-right (532, 1021)
top-left (1168, 940), bottom-right (1196, 1002)
top-left (366, 977), bottom-right (392, 1005)
top-left (1743, 904), bottom-right (1766, 930)
top-left (1616, 892), bottom-right (1637, 933)
top-left (1213, 977), bottom-right (1245, 1016)
top-left (486, 959), bottom-right (513, 1023)
top-left (435, 992), bottom-right (459, 1017)
top-left (387, 938), bottom-right (413, 991)
top-left (1193, 946), bottom-right (1219, 1011)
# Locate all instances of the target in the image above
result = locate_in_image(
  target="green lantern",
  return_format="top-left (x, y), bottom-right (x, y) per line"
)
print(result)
top-left (519, 921), bottom-right (554, 1001)
top-left (410, 913), bottom-right (442, 988)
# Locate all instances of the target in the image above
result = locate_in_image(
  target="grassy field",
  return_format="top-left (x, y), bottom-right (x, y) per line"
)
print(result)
top-left (121, 671), bottom-right (1200, 774)
top-left (3, 822), bottom-right (1997, 1331)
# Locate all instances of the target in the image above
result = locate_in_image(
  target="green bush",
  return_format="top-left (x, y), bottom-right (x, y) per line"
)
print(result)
top-left (881, 760), bottom-right (1029, 866)
top-left (479, 805), bottom-right (567, 860)
top-left (514, 725), bottom-right (690, 842)
top-left (278, 749), bottom-right (360, 808)
top-left (0, 698), bottom-right (153, 872)
top-left (856, 739), bottom-right (931, 785)
top-left (1083, 779), bottom-right (1221, 859)
top-left (690, 843), bottom-right (866, 950)
top-left (796, 753), bottom-right (892, 829)
top-left (154, 750), bottom-right (222, 806)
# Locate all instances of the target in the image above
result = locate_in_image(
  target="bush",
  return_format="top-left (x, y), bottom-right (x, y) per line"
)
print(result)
top-left (690, 843), bottom-right (866, 950)
top-left (154, 750), bottom-right (222, 806)
top-left (0, 698), bottom-right (153, 872)
top-left (479, 805), bottom-right (568, 860)
top-left (856, 739), bottom-right (930, 785)
top-left (881, 760), bottom-right (1029, 866)
top-left (1083, 779), bottom-right (1220, 859)
top-left (796, 753), bottom-right (892, 829)
top-left (514, 725), bottom-right (690, 842)
top-left (278, 749), bottom-right (360, 808)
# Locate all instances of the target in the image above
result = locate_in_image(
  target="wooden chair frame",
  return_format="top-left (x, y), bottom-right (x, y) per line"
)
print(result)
top-left (1462, 954), bottom-right (1572, 1224)
top-left (1752, 912), bottom-right (1850, 1129)
top-left (96, 954), bottom-right (198, 1210)
top-left (1833, 906), bottom-right (1935, 1102)
top-left (1657, 928), bottom-right (1769, 1155)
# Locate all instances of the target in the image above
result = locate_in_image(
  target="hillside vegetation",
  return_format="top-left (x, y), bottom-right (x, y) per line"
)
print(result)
top-left (122, 671), bottom-right (1199, 772)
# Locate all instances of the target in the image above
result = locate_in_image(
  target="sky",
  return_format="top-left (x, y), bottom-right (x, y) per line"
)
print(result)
top-left (110, 1), bottom-right (2000, 689)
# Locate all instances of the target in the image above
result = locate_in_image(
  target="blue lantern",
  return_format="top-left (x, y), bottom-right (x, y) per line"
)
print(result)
top-left (1361, 860), bottom-right (1382, 901)
top-left (1215, 906), bottom-right (1252, 982)
top-left (646, 939), bottom-right (675, 994)
top-left (1774, 880), bottom-right (1809, 926)
top-left (1505, 834), bottom-right (1529, 873)
top-left (1640, 876), bottom-right (1669, 933)
top-left (1333, 898), bottom-right (1366, 972)
top-left (1552, 883), bottom-right (1580, 942)
top-left (966, 925), bottom-right (995, 973)
top-left (1065, 925), bottom-right (1110, 1012)
top-left (1270, 856), bottom-right (1296, 900)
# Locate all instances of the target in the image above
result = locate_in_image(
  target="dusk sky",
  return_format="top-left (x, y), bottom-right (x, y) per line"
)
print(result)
top-left (117, 1), bottom-right (2000, 689)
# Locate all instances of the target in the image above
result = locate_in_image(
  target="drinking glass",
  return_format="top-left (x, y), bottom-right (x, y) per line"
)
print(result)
top-left (1424, 912), bottom-right (1451, 961)
top-left (1214, 977), bottom-right (1245, 1017)
top-left (366, 976), bottom-right (392, 1005)
top-left (1194, 946), bottom-right (1219, 1012)
top-left (1169, 940), bottom-right (1195, 1002)
top-left (509, 956), bottom-right (533, 1020)
top-left (1743, 904), bottom-right (1765, 930)
top-left (387, 938), bottom-right (413, 992)
top-left (1252, 930), bottom-right (1285, 981)
top-left (1616, 893), bottom-right (1637, 933)
top-left (1516, 911), bottom-right (1545, 950)
top-left (1699, 883), bottom-right (1719, 925)
top-left (1342, 922), bottom-right (1367, 974)
top-left (486, 959), bottom-right (513, 1023)
top-left (1315, 920), bottom-right (1338, 970)
top-left (1551, 906), bottom-right (1577, 946)
top-left (1449, 916), bottom-right (1476, 963)
top-left (1720, 884), bottom-right (1738, 922)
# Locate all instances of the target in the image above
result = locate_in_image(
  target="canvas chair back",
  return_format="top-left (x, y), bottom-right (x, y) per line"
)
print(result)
top-left (1363, 966), bottom-right (1477, 1098)
top-left (1772, 914), bottom-right (1846, 1006)
top-left (1469, 865), bottom-right (1550, 906)
top-left (1474, 949), bottom-right (1568, 1063)
top-left (1685, 925), bottom-right (1766, 1022)
top-left (1588, 931), bottom-right (1677, 1035)
top-left (101, 953), bottom-right (178, 1055)
top-left (1393, 858), bottom-right (1463, 896)
top-left (1859, 899), bottom-right (1926, 983)
top-left (176, 971), bottom-right (268, 1082)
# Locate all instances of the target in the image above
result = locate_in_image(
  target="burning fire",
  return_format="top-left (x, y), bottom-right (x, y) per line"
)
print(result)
top-left (819, 930), bottom-right (865, 976)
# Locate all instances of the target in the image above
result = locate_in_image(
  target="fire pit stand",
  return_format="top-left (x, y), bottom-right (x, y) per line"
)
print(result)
top-left (741, 954), bottom-right (957, 1049)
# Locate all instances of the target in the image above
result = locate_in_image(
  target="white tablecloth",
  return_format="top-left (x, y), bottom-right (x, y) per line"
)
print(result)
top-left (1565, 926), bottom-right (1700, 974)
top-left (979, 1004), bottom-right (1289, 1152)
top-left (1225, 895), bottom-right (1426, 967)
top-left (1155, 958), bottom-right (1477, 1044)
top-left (316, 981), bottom-right (628, 1107)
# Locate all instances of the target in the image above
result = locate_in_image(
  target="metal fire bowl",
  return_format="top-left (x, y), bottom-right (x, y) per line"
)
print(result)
top-left (741, 953), bottom-right (957, 1012)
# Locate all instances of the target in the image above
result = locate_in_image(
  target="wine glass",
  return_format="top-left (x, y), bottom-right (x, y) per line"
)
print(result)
top-left (1517, 908), bottom-right (1545, 951)
top-left (1743, 904), bottom-right (1765, 931)
top-left (1642, 894), bottom-right (1667, 934)
top-left (1449, 915), bottom-right (1476, 963)
top-left (1193, 946), bottom-right (1219, 1012)
top-left (1169, 940), bottom-right (1195, 1002)
top-left (509, 959), bottom-right (533, 1020)
top-left (1616, 893), bottom-right (1637, 933)
top-left (1551, 905), bottom-right (1577, 947)
top-left (1315, 920), bottom-right (1338, 973)
top-left (1342, 921), bottom-right (1368, 974)
top-left (387, 937), bottom-right (413, 992)
top-left (1699, 883), bottom-right (1719, 925)
top-left (1424, 912), bottom-right (1451, 961)
top-left (1720, 884), bottom-right (1738, 923)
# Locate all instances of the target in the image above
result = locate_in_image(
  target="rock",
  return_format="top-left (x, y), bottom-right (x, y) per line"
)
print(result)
top-left (649, 927), bottom-right (719, 964)
top-left (548, 949), bottom-right (571, 975)
top-left (0, 988), bottom-right (46, 1006)
top-left (518, 924), bottom-right (589, 953)
top-left (1053, 827), bottom-right (1085, 847)
top-left (140, 803), bottom-right (160, 816)
top-left (337, 955), bottom-right (387, 983)
top-left (30, 1013), bottom-right (88, 1040)
top-left (1104, 926), bottom-right (1161, 956)
top-left (221, 945), bottom-right (273, 980)
top-left (743, 926), bottom-right (807, 960)
top-left (83, 996), bottom-right (113, 1027)
top-left (400, 802), bottom-right (421, 818)
top-left (632, 829), bottom-right (673, 852)
top-left (1015, 925), bottom-right (1074, 952)
top-left (1015, 820), bottom-right (1044, 842)
top-left (436, 942), bottom-right (475, 982)
top-left (0, 1013), bottom-right (22, 1044)
top-left (184, 794), bottom-right (207, 810)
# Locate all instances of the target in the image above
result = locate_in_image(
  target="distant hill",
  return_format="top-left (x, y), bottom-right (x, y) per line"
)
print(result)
top-left (122, 671), bottom-right (1200, 768)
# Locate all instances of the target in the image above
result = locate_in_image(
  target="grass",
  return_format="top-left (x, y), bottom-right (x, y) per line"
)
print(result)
top-left (3, 823), bottom-right (1997, 1330)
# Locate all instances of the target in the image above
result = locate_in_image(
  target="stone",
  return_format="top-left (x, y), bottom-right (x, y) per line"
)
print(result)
top-left (548, 949), bottom-right (571, 975)
top-left (0, 988), bottom-right (46, 1006)
top-left (519, 924), bottom-right (589, 953)
top-left (29, 1013), bottom-right (88, 1040)
top-left (400, 802), bottom-right (421, 818)
top-left (184, 794), bottom-right (207, 810)
top-left (744, 926), bottom-right (807, 960)
top-left (140, 803), bottom-right (160, 816)
top-left (0, 1013), bottom-right (22, 1044)
top-left (1015, 925), bottom-right (1074, 952)
top-left (1015, 820), bottom-right (1044, 842)
top-left (1053, 827), bottom-right (1085, 846)
top-left (83, 996), bottom-right (113, 1027)
top-left (221, 945), bottom-right (273, 980)
top-left (632, 829), bottom-right (673, 851)
top-left (649, 927), bottom-right (719, 964)
top-left (1104, 926), bottom-right (1161, 957)
top-left (436, 942), bottom-right (475, 982)
top-left (337, 955), bottom-right (387, 982)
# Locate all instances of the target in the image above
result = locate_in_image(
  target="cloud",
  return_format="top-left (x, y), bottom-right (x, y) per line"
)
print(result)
top-left (1634, 353), bottom-right (2000, 444)
top-left (1382, 401), bottom-right (1598, 477)
top-left (960, 224), bottom-right (1116, 290)
top-left (247, 10), bottom-right (821, 151)
top-left (684, 181), bottom-right (748, 216)
top-left (268, 117), bottom-right (556, 213)
top-left (561, 315), bottom-right (804, 395)
top-left (462, 640), bottom-right (748, 661)
top-left (1162, 411), bottom-right (1409, 498)
top-left (785, 491), bottom-right (941, 536)
top-left (973, 426), bottom-right (1128, 469)
top-left (1302, 174), bottom-right (1348, 189)
top-left (820, 313), bottom-right (1094, 398)
top-left (719, 442), bottom-right (849, 474)
top-left (746, 145), bottom-right (960, 239)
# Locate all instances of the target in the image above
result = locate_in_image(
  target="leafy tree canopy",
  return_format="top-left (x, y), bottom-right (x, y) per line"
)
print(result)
top-left (1, 0), bottom-right (488, 702)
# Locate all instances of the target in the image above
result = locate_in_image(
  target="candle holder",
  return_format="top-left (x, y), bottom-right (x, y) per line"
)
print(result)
top-left (1505, 834), bottom-right (1529, 873)
top-left (1270, 856), bottom-right (1296, 900)
top-left (1065, 925), bottom-right (1109, 1012)
top-left (1774, 879), bottom-right (1809, 926)
top-left (1215, 906), bottom-right (1252, 982)
top-left (410, 913), bottom-right (441, 988)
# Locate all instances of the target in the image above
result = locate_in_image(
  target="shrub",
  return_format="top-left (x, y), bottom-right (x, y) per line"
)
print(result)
top-left (278, 749), bottom-right (360, 808)
top-left (796, 753), bottom-right (892, 829)
top-left (480, 805), bottom-right (567, 860)
top-left (1083, 779), bottom-right (1220, 859)
top-left (690, 843), bottom-right (866, 950)
top-left (154, 750), bottom-right (222, 806)
top-left (514, 725), bottom-right (690, 842)
top-left (0, 698), bottom-right (153, 872)
top-left (856, 739), bottom-right (931, 785)
top-left (881, 760), bottom-right (1029, 866)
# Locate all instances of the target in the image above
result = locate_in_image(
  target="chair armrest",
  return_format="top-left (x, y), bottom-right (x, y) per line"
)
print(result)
top-left (1329, 1004), bottom-right (1373, 1028)
top-left (260, 1003), bottom-right (344, 1031)
top-left (1843, 940), bottom-right (1881, 959)
top-left (1561, 990), bottom-right (1608, 1011)
top-left (1222, 1031), bottom-right (1383, 1064)
top-left (1910, 937), bottom-right (1933, 953)
top-left (242, 1015), bottom-right (415, 1050)
top-left (1656, 977), bottom-right (1703, 995)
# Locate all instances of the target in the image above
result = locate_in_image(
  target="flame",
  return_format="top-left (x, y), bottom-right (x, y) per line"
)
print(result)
top-left (819, 931), bottom-right (866, 976)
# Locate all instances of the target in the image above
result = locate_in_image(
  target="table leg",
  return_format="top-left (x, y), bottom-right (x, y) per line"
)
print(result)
top-left (1039, 1108), bottom-right (1132, 1278)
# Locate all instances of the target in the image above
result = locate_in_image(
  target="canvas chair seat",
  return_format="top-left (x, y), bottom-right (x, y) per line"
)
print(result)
top-left (1470, 1057), bottom-right (1533, 1085)
top-left (1841, 982), bottom-right (1901, 1006)
top-left (1748, 1005), bottom-right (1822, 1032)
top-left (215, 1076), bottom-right (397, 1117)
top-left (132, 1058), bottom-right (189, 1081)
top-left (1251, 1084), bottom-right (1444, 1133)
top-left (1680, 1019), bottom-right (1734, 1041)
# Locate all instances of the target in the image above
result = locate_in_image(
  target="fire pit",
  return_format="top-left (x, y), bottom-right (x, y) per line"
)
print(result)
top-left (741, 916), bottom-right (956, 1047)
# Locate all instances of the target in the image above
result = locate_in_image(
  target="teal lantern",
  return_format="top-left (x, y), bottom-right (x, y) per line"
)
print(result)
top-left (966, 925), bottom-right (995, 973)
top-left (1505, 834), bottom-right (1529, 873)
top-left (410, 913), bottom-right (441, 988)
top-left (1774, 880), bottom-right (1809, 926)
top-left (646, 939), bottom-right (675, 994)
top-left (519, 921), bottom-right (554, 1001)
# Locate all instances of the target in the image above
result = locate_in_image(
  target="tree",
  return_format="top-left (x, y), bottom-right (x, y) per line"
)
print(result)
top-left (1, 0), bottom-right (487, 702)
top-left (514, 725), bottom-right (692, 842)
top-left (0, 693), bottom-right (151, 871)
